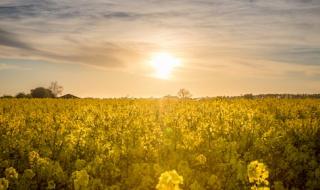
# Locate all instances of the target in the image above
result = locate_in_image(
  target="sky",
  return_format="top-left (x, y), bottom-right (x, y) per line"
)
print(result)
top-left (0, 0), bottom-right (320, 97)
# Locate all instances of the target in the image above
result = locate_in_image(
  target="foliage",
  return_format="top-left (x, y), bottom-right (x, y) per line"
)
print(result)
top-left (156, 170), bottom-right (183, 190)
top-left (4, 167), bottom-right (18, 181)
top-left (0, 98), bottom-right (319, 189)
top-left (30, 87), bottom-right (54, 98)
top-left (15, 93), bottom-right (31, 99)
top-left (0, 95), bottom-right (13, 99)
top-left (247, 161), bottom-right (269, 190)
top-left (0, 178), bottom-right (9, 190)
top-left (72, 170), bottom-right (89, 190)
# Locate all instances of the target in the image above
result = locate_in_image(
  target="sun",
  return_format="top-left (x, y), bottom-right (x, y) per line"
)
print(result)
top-left (150, 52), bottom-right (181, 79)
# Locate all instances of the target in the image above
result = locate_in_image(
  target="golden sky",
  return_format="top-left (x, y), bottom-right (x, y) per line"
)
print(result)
top-left (0, 0), bottom-right (320, 97)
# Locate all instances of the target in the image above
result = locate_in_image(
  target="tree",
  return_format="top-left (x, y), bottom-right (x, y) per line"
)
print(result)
top-left (243, 93), bottom-right (254, 99)
top-left (49, 81), bottom-right (63, 97)
top-left (0, 95), bottom-right (13, 99)
top-left (30, 87), bottom-right (54, 98)
top-left (177, 88), bottom-right (192, 99)
top-left (15, 92), bottom-right (31, 98)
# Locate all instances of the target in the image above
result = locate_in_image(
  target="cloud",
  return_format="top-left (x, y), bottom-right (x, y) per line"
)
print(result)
top-left (0, 39), bottom-right (152, 69)
top-left (0, 63), bottom-right (31, 70)
top-left (0, 0), bottom-right (319, 72)
top-left (0, 1), bottom-right (61, 19)
top-left (37, 42), bottom-right (149, 69)
top-left (0, 28), bottom-right (34, 50)
top-left (262, 47), bottom-right (320, 65)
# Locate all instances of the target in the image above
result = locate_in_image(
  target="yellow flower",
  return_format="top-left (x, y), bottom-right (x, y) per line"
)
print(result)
top-left (5, 167), bottom-right (18, 180)
top-left (156, 170), bottom-right (183, 190)
top-left (0, 178), bottom-right (9, 190)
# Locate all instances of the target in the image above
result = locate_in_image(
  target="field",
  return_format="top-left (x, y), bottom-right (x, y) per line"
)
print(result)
top-left (0, 98), bottom-right (319, 190)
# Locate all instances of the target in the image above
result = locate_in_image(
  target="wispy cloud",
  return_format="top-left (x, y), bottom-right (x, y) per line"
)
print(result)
top-left (0, 0), bottom-right (319, 73)
top-left (0, 28), bottom-right (34, 50)
top-left (0, 62), bottom-right (31, 70)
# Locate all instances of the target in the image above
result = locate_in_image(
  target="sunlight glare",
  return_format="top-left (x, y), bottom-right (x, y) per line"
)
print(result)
top-left (150, 52), bottom-right (181, 79)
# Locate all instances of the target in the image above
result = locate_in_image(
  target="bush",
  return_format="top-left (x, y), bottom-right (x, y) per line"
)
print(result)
top-left (30, 87), bottom-right (54, 98)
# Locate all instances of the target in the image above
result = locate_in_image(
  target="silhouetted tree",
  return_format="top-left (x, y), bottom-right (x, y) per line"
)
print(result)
top-left (0, 95), bottom-right (13, 99)
top-left (15, 92), bottom-right (31, 98)
top-left (177, 88), bottom-right (192, 99)
top-left (30, 87), bottom-right (54, 98)
top-left (49, 81), bottom-right (63, 97)
top-left (243, 93), bottom-right (254, 99)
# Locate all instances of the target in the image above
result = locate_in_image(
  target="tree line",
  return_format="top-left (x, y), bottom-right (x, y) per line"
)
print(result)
top-left (1, 86), bottom-right (319, 99)
top-left (221, 93), bottom-right (320, 99)
top-left (1, 81), bottom-right (64, 99)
